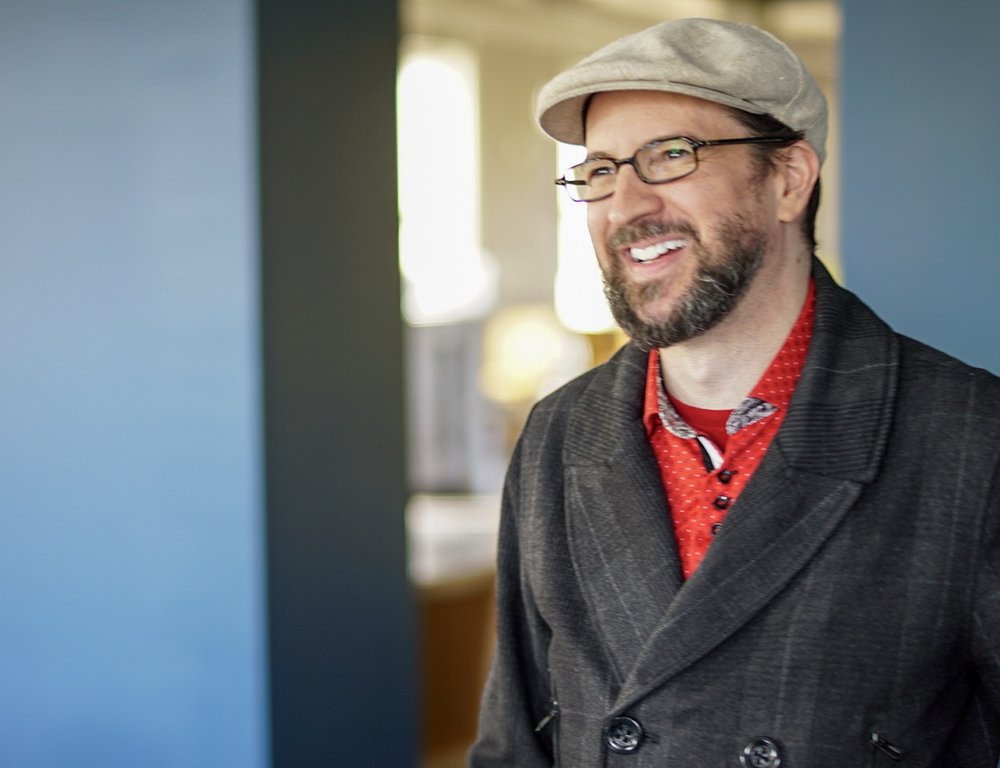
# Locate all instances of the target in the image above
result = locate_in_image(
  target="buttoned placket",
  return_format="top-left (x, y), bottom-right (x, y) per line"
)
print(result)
top-left (652, 369), bottom-right (780, 569)
top-left (644, 279), bottom-right (816, 579)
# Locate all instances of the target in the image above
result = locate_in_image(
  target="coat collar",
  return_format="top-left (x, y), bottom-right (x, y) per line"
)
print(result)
top-left (559, 258), bottom-right (899, 709)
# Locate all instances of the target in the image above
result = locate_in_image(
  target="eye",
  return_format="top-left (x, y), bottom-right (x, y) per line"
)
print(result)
top-left (639, 139), bottom-right (696, 181)
top-left (579, 160), bottom-right (616, 183)
top-left (653, 140), bottom-right (694, 161)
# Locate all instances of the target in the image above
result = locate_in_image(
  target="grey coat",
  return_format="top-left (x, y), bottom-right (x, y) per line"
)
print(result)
top-left (470, 260), bottom-right (1000, 767)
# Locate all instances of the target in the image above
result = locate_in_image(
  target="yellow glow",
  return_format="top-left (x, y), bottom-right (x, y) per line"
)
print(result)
top-left (480, 304), bottom-right (590, 404)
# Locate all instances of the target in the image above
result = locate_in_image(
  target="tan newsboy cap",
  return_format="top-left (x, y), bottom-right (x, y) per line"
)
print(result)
top-left (536, 17), bottom-right (828, 163)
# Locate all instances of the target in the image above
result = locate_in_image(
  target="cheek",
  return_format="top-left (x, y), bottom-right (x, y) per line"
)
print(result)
top-left (586, 206), bottom-right (608, 254)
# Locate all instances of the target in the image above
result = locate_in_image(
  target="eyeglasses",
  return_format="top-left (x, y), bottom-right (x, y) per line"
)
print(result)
top-left (554, 134), bottom-right (801, 202)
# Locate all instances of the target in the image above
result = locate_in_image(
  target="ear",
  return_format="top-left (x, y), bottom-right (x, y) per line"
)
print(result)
top-left (775, 140), bottom-right (820, 224)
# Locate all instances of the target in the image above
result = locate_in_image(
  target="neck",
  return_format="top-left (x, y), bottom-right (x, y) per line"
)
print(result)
top-left (658, 251), bottom-right (811, 409)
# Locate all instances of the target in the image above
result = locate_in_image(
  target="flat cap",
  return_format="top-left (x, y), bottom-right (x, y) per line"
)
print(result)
top-left (536, 17), bottom-right (828, 162)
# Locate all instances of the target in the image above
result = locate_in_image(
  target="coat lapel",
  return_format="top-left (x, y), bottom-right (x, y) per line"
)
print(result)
top-left (560, 343), bottom-right (684, 685)
top-left (564, 260), bottom-right (901, 712)
top-left (611, 453), bottom-right (865, 711)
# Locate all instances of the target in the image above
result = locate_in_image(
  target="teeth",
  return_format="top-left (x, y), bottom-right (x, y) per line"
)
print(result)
top-left (629, 238), bottom-right (688, 263)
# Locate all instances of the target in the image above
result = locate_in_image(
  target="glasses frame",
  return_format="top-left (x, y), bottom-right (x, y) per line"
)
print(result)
top-left (554, 134), bottom-right (802, 202)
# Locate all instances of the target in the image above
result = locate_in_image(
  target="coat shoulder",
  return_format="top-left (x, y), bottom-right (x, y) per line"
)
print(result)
top-left (518, 342), bottom-right (646, 456)
top-left (897, 333), bottom-right (1000, 407)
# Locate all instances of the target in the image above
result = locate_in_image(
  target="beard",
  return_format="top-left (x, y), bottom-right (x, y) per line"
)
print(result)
top-left (601, 213), bottom-right (767, 351)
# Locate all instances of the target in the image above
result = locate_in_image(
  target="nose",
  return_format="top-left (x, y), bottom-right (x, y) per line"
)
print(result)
top-left (605, 164), bottom-right (664, 227)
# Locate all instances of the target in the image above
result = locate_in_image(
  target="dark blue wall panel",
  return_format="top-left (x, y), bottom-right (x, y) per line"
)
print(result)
top-left (257, 1), bottom-right (417, 766)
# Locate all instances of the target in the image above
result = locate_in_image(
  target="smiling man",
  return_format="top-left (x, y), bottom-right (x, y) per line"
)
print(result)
top-left (469, 17), bottom-right (1000, 768)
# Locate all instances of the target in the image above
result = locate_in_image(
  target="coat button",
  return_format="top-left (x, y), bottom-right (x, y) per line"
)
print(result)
top-left (718, 469), bottom-right (734, 484)
top-left (713, 495), bottom-right (731, 510)
top-left (605, 716), bottom-right (643, 754)
top-left (740, 737), bottom-right (781, 768)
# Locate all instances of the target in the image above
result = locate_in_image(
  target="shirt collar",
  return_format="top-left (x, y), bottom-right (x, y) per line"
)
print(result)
top-left (643, 277), bottom-right (816, 439)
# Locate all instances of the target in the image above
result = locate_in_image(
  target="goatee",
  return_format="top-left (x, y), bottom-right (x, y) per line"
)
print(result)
top-left (602, 216), bottom-right (766, 351)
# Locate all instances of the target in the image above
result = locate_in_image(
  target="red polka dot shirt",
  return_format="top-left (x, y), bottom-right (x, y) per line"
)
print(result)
top-left (643, 279), bottom-right (816, 580)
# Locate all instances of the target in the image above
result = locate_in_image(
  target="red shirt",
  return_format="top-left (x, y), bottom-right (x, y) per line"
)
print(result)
top-left (643, 280), bottom-right (816, 579)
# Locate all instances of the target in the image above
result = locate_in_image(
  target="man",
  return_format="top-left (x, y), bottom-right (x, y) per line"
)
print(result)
top-left (469, 17), bottom-right (1000, 768)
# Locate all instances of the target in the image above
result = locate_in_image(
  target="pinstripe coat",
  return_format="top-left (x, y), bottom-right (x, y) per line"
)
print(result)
top-left (470, 260), bottom-right (1000, 767)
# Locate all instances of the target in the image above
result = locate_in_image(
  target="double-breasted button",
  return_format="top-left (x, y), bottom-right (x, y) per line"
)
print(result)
top-left (740, 737), bottom-right (781, 768)
top-left (605, 716), bottom-right (643, 754)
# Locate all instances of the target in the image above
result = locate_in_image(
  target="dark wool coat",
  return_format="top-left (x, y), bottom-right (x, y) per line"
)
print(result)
top-left (470, 260), bottom-right (1000, 767)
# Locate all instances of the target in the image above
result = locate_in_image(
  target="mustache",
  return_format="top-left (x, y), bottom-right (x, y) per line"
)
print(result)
top-left (606, 219), bottom-right (699, 253)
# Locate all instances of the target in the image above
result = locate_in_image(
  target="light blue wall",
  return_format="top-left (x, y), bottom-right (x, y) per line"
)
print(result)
top-left (0, 2), bottom-right (267, 766)
top-left (841, 0), bottom-right (1000, 374)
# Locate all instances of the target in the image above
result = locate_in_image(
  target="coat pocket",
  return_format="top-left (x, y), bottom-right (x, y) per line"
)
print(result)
top-left (534, 698), bottom-right (560, 767)
top-left (869, 731), bottom-right (905, 765)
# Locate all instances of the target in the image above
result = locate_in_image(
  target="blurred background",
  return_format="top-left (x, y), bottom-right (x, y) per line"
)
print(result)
top-left (1, 0), bottom-right (998, 766)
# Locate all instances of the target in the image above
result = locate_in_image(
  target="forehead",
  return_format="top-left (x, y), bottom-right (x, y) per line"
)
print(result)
top-left (584, 90), bottom-right (742, 152)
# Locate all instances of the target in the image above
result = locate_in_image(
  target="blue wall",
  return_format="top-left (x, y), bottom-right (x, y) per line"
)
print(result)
top-left (841, 0), bottom-right (1000, 374)
top-left (0, 2), bottom-right (267, 766)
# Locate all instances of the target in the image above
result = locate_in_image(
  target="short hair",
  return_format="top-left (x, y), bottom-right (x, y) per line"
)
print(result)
top-left (723, 107), bottom-right (821, 255)
top-left (724, 106), bottom-right (821, 255)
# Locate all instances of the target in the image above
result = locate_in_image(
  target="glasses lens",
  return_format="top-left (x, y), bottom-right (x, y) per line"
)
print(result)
top-left (565, 159), bottom-right (616, 202)
top-left (636, 138), bottom-right (697, 183)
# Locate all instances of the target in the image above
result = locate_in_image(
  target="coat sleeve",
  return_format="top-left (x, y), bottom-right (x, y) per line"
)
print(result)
top-left (469, 435), bottom-right (556, 767)
top-left (963, 459), bottom-right (1000, 760)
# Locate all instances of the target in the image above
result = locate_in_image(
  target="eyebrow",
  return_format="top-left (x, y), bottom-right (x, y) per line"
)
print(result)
top-left (583, 135), bottom-right (686, 163)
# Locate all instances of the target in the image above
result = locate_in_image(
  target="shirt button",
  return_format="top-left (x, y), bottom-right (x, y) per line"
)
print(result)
top-left (718, 470), bottom-right (734, 484)
top-left (713, 495), bottom-right (731, 510)
top-left (606, 716), bottom-right (643, 754)
top-left (711, 522), bottom-right (723, 535)
top-left (740, 737), bottom-right (782, 768)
